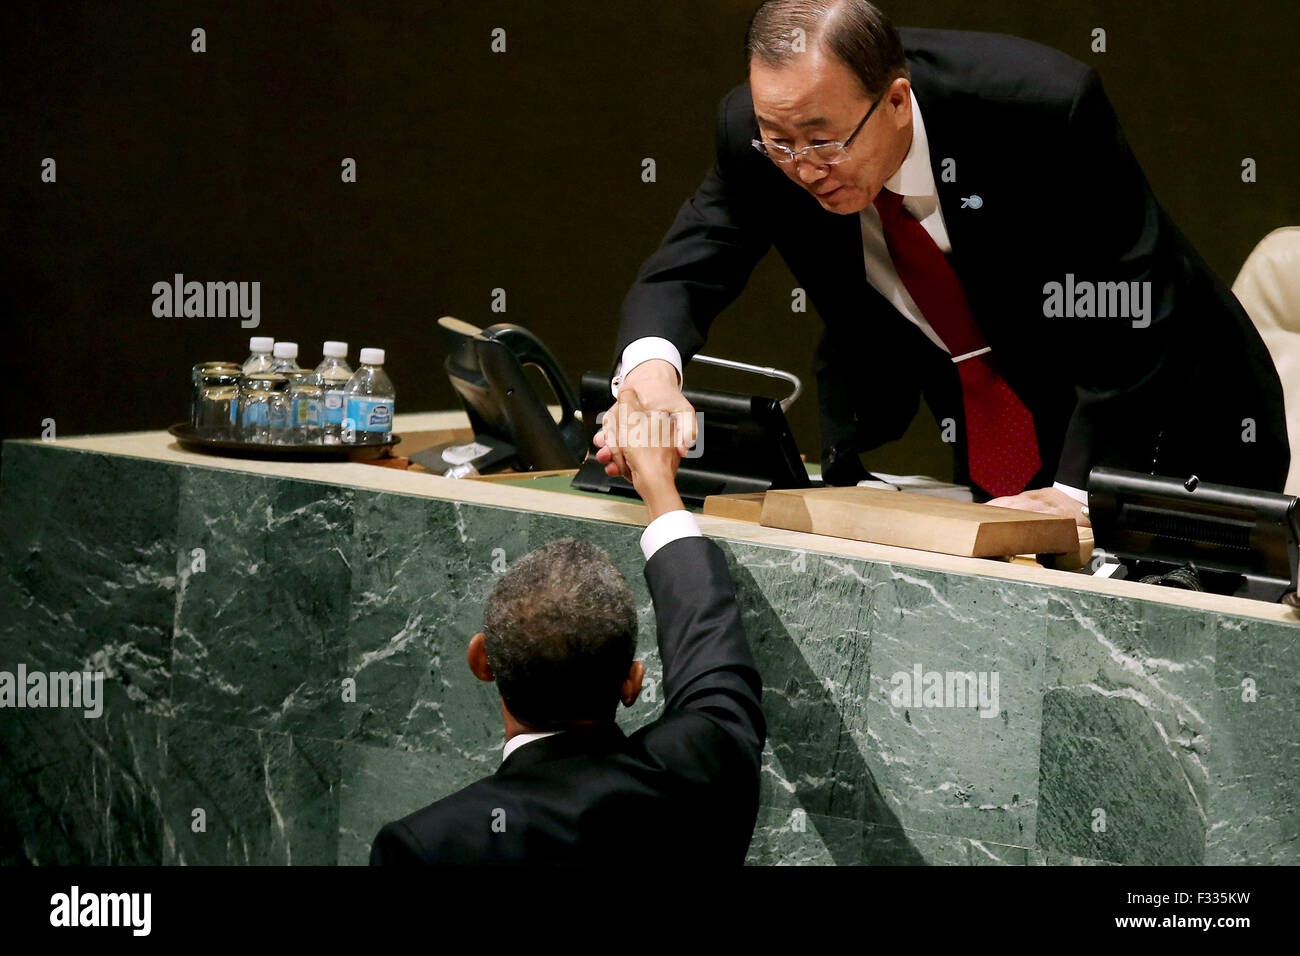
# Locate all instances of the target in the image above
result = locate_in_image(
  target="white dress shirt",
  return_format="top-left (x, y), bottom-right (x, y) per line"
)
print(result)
top-left (500, 509), bottom-right (703, 763)
top-left (611, 90), bottom-right (1087, 504)
top-left (858, 89), bottom-right (954, 353)
top-left (501, 730), bottom-right (561, 762)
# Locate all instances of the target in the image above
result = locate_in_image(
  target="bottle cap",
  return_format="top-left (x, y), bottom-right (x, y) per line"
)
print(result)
top-left (273, 342), bottom-right (299, 359)
top-left (323, 341), bottom-right (348, 358)
top-left (249, 337), bottom-right (274, 353)
top-left (359, 348), bottom-right (385, 365)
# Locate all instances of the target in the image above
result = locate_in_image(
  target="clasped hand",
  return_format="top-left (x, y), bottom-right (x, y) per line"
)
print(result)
top-left (593, 396), bottom-right (693, 492)
top-left (593, 362), bottom-right (696, 489)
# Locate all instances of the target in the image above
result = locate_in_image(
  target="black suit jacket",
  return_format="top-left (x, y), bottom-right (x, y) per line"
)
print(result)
top-left (369, 535), bottom-right (765, 865)
top-left (613, 28), bottom-right (1290, 494)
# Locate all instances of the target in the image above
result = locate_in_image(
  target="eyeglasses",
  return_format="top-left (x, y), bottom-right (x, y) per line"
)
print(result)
top-left (750, 90), bottom-right (886, 166)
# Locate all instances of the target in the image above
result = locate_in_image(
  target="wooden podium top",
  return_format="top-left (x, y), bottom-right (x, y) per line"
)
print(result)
top-left (760, 486), bottom-right (1079, 558)
top-left (19, 409), bottom-right (1296, 626)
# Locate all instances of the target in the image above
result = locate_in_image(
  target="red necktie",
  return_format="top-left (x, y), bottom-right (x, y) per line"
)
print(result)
top-left (873, 188), bottom-right (1041, 497)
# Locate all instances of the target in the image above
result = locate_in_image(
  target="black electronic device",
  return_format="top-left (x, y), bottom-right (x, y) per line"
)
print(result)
top-left (570, 371), bottom-right (813, 507)
top-left (420, 317), bottom-right (587, 475)
top-left (1087, 466), bottom-right (1300, 602)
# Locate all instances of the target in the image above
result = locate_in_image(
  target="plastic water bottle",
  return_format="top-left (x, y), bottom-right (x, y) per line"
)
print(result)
top-left (270, 341), bottom-right (300, 373)
top-left (242, 337), bottom-right (276, 374)
top-left (315, 341), bottom-right (353, 445)
top-left (240, 372), bottom-right (290, 444)
top-left (342, 348), bottom-right (395, 445)
top-left (232, 338), bottom-right (276, 429)
top-left (287, 369), bottom-right (323, 444)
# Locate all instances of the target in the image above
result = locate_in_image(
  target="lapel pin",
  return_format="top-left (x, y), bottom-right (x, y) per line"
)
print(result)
top-left (960, 195), bottom-right (983, 209)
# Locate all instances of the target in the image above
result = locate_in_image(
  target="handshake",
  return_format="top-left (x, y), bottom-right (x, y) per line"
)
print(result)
top-left (592, 358), bottom-right (697, 500)
top-left (595, 358), bottom-right (1093, 527)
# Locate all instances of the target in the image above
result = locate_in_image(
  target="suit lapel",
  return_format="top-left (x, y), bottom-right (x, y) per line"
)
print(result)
top-left (908, 63), bottom-right (1006, 342)
top-left (909, 69), bottom-right (976, 275)
top-left (817, 202), bottom-right (872, 297)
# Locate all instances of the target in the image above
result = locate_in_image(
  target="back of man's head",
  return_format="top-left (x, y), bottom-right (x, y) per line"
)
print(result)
top-left (482, 538), bottom-right (638, 729)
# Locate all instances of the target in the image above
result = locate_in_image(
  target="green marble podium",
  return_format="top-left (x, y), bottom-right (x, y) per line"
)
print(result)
top-left (2, 413), bottom-right (1297, 865)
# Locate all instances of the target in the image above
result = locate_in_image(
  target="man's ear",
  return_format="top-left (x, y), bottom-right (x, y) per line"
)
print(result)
top-left (467, 632), bottom-right (495, 683)
top-left (886, 76), bottom-right (911, 125)
top-left (621, 661), bottom-right (645, 708)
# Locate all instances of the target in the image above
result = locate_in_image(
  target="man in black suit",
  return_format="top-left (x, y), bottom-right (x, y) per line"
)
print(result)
top-left (595, 0), bottom-right (1289, 519)
top-left (370, 388), bottom-right (765, 864)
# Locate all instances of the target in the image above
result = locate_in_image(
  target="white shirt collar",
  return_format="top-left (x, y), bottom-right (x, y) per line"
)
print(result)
top-left (501, 730), bottom-right (562, 762)
top-left (882, 88), bottom-right (935, 199)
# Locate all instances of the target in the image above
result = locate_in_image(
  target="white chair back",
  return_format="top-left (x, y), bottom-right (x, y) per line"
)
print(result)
top-left (1232, 227), bottom-right (1300, 495)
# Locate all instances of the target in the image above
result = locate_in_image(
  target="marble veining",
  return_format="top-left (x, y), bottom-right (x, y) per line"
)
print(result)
top-left (2, 439), bottom-right (1298, 865)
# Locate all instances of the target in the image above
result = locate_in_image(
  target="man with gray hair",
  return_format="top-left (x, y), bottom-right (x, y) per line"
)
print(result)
top-left (598, 0), bottom-right (1289, 518)
top-left (371, 388), bottom-right (765, 865)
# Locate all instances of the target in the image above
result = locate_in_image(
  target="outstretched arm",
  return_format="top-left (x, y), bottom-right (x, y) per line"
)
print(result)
top-left (599, 388), bottom-right (764, 765)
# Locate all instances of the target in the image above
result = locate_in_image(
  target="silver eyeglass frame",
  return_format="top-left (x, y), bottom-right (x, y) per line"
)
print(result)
top-left (750, 88), bottom-right (887, 166)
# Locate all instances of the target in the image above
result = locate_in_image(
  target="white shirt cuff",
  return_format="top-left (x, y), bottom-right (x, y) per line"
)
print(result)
top-left (639, 509), bottom-right (702, 561)
top-left (612, 337), bottom-right (684, 397)
top-left (1052, 481), bottom-right (1089, 504)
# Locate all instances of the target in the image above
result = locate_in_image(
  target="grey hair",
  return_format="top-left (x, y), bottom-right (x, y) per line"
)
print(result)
top-left (745, 0), bottom-right (910, 98)
top-left (482, 537), bottom-right (638, 728)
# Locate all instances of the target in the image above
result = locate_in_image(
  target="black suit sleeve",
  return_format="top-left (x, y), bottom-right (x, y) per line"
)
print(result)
top-left (1051, 69), bottom-right (1188, 488)
top-left (1052, 68), bottom-right (1289, 491)
top-left (611, 89), bottom-right (772, 378)
top-left (642, 535), bottom-right (765, 770)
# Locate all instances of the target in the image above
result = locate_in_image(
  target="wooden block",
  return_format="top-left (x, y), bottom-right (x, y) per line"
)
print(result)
top-left (993, 527), bottom-right (1094, 569)
top-left (760, 486), bottom-right (1078, 558)
top-left (1035, 525), bottom-right (1094, 571)
top-left (703, 492), bottom-right (767, 522)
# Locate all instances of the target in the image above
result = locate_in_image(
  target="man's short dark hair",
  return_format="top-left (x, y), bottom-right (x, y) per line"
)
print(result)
top-left (745, 0), bottom-right (910, 99)
top-left (482, 537), bottom-right (638, 729)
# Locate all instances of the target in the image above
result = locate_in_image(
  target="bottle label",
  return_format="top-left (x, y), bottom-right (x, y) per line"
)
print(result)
top-left (230, 396), bottom-right (239, 425)
top-left (324, 390), bottom-right (347, 425)
top-left (294, 396), bottom-right (321, 427)
top-left (346, 397), bottom-right (393, 432)
top-left (242, 403), bottom-right (268, 426)
top-left (269, 402), bottom-right (290, 429)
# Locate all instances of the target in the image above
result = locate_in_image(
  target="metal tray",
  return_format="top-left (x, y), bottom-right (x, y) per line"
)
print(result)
top-left (168, 423), bottom-right (401, 461)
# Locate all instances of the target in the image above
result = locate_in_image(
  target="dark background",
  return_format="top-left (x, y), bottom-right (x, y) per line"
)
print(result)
top-left (3, 0), bottom-right (1296, 479)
